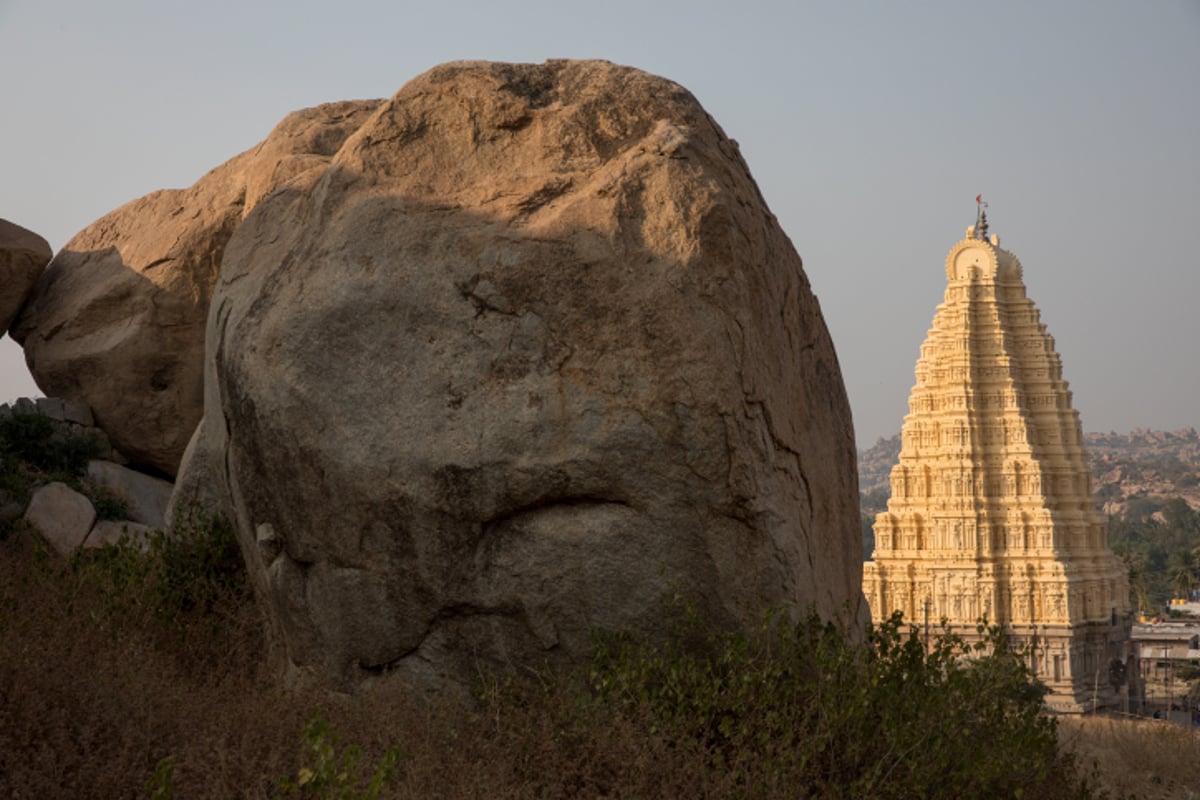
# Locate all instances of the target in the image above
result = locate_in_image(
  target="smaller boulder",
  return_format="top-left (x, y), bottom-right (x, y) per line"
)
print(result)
top-left (85, 519), bottom-right (153, 550)
top-left (0, 219), bottom-right (52, 330)
top-left (25, 482), bottom-right (96, 557)
top-left (34, 396), bottom-right (95, 427)
top-left (86, 460), bottom-right (173, 529)
top-left (10, 100), bottom-right (382, 477)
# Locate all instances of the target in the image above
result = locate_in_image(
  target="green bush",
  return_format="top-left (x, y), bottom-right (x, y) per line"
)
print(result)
top-left (0, 410), bottom-right (104, 477)
top-left (278, 711), bottom-right (401, 800)
top-left (85, 484), bottom-right (132, 521)
top-left (71, 505), bottom-right (251, 645)
top-left (561, 609), bottom-right (1091, 799)
top-left (145, 756), bottom-right (177, 800)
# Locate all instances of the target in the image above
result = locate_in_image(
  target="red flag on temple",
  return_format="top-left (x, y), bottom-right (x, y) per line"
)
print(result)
top-left (976, 194), bottom-right (982, 204)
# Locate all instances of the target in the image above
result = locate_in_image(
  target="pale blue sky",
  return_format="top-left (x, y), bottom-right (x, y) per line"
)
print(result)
top-left (2, 0), bottom-right (1197, 445)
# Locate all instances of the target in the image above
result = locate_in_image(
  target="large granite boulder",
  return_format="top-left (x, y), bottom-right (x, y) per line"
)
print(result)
top-left (0, 219), bottom-right (52, 330)
top-left (9, 100), bottom-right (382, 476)
top-left (177, 60), bottom-right (865, 691)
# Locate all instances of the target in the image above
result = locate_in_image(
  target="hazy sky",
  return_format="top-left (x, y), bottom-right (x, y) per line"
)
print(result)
top-left (2, 0), bottom-right (1197, 446)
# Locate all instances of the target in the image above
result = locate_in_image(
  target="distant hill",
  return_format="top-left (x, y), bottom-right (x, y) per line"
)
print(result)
top-left (1086, 428), bottom-right (1200, 516)
top-left (857, 434), bottom-right (901, 512)
top-left (858, 428), bottom-right (1200, 519)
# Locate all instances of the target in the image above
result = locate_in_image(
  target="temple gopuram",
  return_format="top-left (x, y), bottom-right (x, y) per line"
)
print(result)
top-left (861, 204), bottom-right (1131, 712)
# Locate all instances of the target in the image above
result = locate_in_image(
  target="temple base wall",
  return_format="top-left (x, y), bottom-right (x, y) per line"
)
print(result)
top-left (899, 614), bottom-right (1130, 713)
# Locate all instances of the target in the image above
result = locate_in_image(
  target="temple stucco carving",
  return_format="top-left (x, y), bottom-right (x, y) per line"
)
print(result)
top-left (862, 218), bottom-right (1130, 712)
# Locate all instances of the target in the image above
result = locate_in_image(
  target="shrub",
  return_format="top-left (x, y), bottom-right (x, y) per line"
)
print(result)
top-left (0, 511), bottom-right (274, 798)
top-left (0, 410), bottom-right (105, 477)
top-left (85, 484), bottom-right (133, 521)
top-left (145, 756), bottom-right (177, 800)
top-left (69, 505), bottom-right (254, 665)
top-left (573, 609), bottom-right (1091, 799)
top-left (279, 711), bottom-right (401, 799)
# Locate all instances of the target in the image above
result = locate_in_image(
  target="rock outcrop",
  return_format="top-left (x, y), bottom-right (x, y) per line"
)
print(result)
top-left (0, 219), bottom-right (52, 330)
top-left (1, 397), bottom-right (168, 553)
top-left (0, 396), bottom-right (123, 463)
top-left (178, 60), bottom-right (865, 692)
top-left (9, 101), bottom-right (382, 476)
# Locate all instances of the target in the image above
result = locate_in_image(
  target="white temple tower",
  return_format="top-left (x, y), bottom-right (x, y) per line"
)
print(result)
top-left (861, 210), bottom-right (1130, 712)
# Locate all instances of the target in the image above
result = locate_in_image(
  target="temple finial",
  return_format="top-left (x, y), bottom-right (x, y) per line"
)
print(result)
top-left (975, 194), bottom-right (989, 239)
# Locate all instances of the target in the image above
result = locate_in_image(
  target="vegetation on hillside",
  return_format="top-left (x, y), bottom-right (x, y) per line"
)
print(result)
top-left (1110, 497), bottom-right (1200, 611)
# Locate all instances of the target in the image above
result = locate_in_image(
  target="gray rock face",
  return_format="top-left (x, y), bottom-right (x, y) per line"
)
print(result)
top-left (0, 219), bottom-right (52, 331)
top-left (179, 60), bottom-right (865, 692)
top-left (9, 100), bottom-right (383, 476)
top-left (34, 396), bottom-right (94, 427)
top-left (25, 482), bottom-right (96, 557)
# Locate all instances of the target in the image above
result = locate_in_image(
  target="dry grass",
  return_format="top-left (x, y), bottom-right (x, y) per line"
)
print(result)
top-left (0, 521), bottom-right (1123, 799)
top-left (0, 528), bottom-right (301, 797)
top-left (0, 524), bottom-right (744, 798)
top-left (0, 527), bottom-right (775, 799)
top-left (1059, 715), bottom-right (1200, 799)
